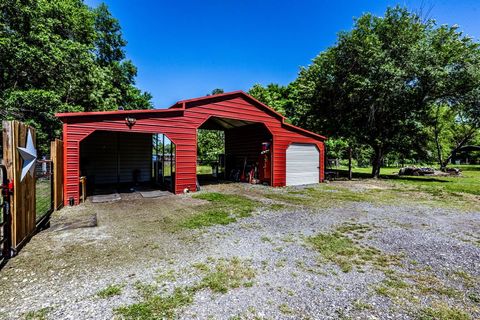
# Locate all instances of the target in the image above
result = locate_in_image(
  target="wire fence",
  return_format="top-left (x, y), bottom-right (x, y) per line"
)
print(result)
top-left (35, 159), bottom-right (53, 222)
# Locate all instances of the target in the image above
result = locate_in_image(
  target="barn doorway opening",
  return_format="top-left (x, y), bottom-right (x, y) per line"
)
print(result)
top-left (80, 131), bottom-right (175, 198)
top-left (196, 116), bottom-right (273, 187)
top-left (152, 133), bottom-right (175, 192)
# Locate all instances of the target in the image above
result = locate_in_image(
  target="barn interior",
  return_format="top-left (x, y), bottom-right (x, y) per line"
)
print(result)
top-left (197, 116), bottom-right (273, 187)
top-left (79, 130), bottom-right (175, 197)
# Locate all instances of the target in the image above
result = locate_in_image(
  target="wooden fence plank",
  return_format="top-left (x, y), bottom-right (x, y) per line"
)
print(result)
top-left (51, 139), bottom-right (64, 210)
top-left (2, 120), bottom-right (36, 250)
top-left (2, 121), bottom-right (14, 246)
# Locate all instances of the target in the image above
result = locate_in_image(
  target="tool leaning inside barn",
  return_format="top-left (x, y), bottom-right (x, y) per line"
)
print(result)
top-left (228, 141), bottom-right (271, 185)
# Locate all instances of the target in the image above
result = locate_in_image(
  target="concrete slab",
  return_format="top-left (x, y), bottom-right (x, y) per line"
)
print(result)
top-left (91, 193), bottom-right (121, 203)
top-left (140, 190), bottom-right (171, 198)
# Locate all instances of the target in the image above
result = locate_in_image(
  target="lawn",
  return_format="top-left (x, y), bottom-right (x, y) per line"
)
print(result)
top-left (196, 165), bottom-right (212, 175)
top-left (35, 179), bottom-right (52, 221)
top-left (336, 165), bottom-right (480, 196)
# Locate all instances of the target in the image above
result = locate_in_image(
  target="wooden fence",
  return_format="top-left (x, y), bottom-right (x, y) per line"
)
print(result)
top-left (1, 121), bottom-right (64, 258)
top-left (2, 121), bottom-right (37, 250)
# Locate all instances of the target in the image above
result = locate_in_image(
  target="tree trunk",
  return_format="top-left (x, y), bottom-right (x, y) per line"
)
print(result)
top-left (441, 128), bottom-right (476, 170)
top-left (371, 146), bottom-right (383, 179)
top-left (433, 109), bottom-right (443, 168)
top-left (348, 146), bottom-right (352, 180)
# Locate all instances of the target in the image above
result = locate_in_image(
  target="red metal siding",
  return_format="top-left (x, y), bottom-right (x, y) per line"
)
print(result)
top-left (59, 92), bottom-right (325, 205)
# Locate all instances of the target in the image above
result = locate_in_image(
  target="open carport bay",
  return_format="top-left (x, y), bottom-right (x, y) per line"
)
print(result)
top-left (0, 180), bottom-right (479, 320)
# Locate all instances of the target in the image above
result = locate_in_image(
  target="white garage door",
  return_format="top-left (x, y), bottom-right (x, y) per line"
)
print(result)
top-left (286, 144), bottom-right (319, 186)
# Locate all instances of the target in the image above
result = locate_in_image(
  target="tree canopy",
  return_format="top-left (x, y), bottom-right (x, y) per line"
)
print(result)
top-left (248, 83), bottom-right (295, 117)
top-left (0, 0), bottom-right (152, 154)
top-left (266, 7), bottom-right (480, 176)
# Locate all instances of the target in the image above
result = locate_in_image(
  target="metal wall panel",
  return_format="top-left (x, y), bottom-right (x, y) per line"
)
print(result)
top-left (80, 131), bottom-right (151, 186)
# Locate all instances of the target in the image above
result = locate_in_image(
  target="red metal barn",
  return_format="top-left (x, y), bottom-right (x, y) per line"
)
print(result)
top-left (56, 91), bottom-right (326, 205)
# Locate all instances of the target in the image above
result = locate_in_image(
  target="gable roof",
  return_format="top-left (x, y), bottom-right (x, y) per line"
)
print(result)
top-left (170, 91), bottom-right (326, 140)
top-left (170, 90), bottom-right (285, 121)
top-left (56, 91), bottom-right (326, 141)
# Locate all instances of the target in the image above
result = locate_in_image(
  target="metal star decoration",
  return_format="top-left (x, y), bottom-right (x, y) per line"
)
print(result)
top-left (17, 129), bottom-right (37, 181)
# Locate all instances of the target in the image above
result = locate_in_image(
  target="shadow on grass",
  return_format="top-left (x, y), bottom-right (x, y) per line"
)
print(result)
top-left (332, 169), bottom-right (451, 183)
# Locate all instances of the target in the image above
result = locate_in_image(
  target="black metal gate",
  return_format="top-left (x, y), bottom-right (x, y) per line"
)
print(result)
top-left (0, 164), bottom-right (12, 265)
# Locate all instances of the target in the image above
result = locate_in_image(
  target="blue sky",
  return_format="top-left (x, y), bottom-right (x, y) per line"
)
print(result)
top-left (85, 0), bottom-right (480, 108)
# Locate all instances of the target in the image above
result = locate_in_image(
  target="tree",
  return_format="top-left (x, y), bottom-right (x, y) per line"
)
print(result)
top-left (197, 129), bottom-right (224, 162)
top-left (431, 88), bottom-right (480, 168)
top-left (210, 88), bottom-right (224, 95)
top-left (93, 3), bottom-right (126, 66)
top-left (248, 83), bottom-right (295, 116)
top-left (423, 24), bottom-right (480, 168)
top-left (197, 89), bottom-right (226, 162)
top-left (293, 7), bottom-right (480, 177)
top-left (0, 0), bottom-right (152, 154)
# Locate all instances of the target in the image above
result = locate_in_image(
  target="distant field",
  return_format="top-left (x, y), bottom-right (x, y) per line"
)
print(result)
top-left (335, 165), bottom-right (480, 196)
top-left (197, 165), bottom-right (212, 175)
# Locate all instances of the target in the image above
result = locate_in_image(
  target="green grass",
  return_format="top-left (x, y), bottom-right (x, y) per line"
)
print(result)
top-left (25, 308), bottom-right (50, 320)
top-left (179, 193), bottom-right (258, 229)
top-left (197, 257), bottom-right (256, 293)
top-left (371, 266), bottom-right (474, 317)
top-left (306, 223), bottom-right (398, 272)
top-left (96, 284), bottom-right (123, 298)
top-left (278, 303), bottom-right (294, 315)
top-left (374, 273), bottom-right (410, 298)
top-left (134, 282), bottom-right (158, 300)
top-left (196, 165), bottom-right (212, 175)
top-left (418, 303), bottom-right (471, 320)
top-left (342, 165), bottom-right (480, 196)
top-left (262, 165), bottom-right (480, 211)
top-left (269, 203), bottom-right (287, 211)
top-left (411, 274), bottom-right (461, 298)
top-left (115, 287), bottom-right (194, 320)
top-left (352, 299), bottom-right (372, 311)
top-left (24, 307), bottom-right (51, 320)
top-left (307, 232), bottom-right (366, 272)
top-left (35, 179), bottom-right (52, 221)
top-left (155, 269), bottom-right (177, 283)
top-left (265, 186), bottom-right (376, 207)
top-left (116, 258), bottom-right (256, 318)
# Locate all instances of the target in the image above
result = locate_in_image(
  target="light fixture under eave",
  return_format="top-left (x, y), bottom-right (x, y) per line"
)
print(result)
top-left (125, 117), bottom-right (136, 128)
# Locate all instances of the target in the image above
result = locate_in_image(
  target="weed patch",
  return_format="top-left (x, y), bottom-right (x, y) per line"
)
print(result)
top-left (97, 284), bottom-right (123, 298)
top-left (197, 257), bottom-right (256, 293)
top-left (306, 223), bottom-right (397, 272)
top-left (278, 303), bottom-right (294, 315)
top-left (155, 269), bottom-right (177, 283)
top-left (374, 273), bottom-right (411, 299)
top-left (115, 287), bottom-right (194, 320)
top-left (269, 203), bottom-right (287, 210)
top-left (180, 193), bottom-right (258, 229)
top-left (418, 303), bottom-right (471, 320)
top-left (134, 281), bottom-right (158, 300)
top-left (24, 307), bottom-right (51, 320)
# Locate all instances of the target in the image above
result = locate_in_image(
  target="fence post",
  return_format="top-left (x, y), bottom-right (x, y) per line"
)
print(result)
top-left (51, 139), bottom-right (64, 210)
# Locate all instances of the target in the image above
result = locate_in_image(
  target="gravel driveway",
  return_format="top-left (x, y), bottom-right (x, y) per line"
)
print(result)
top-left (0, 181), bottom-right (479, 319)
